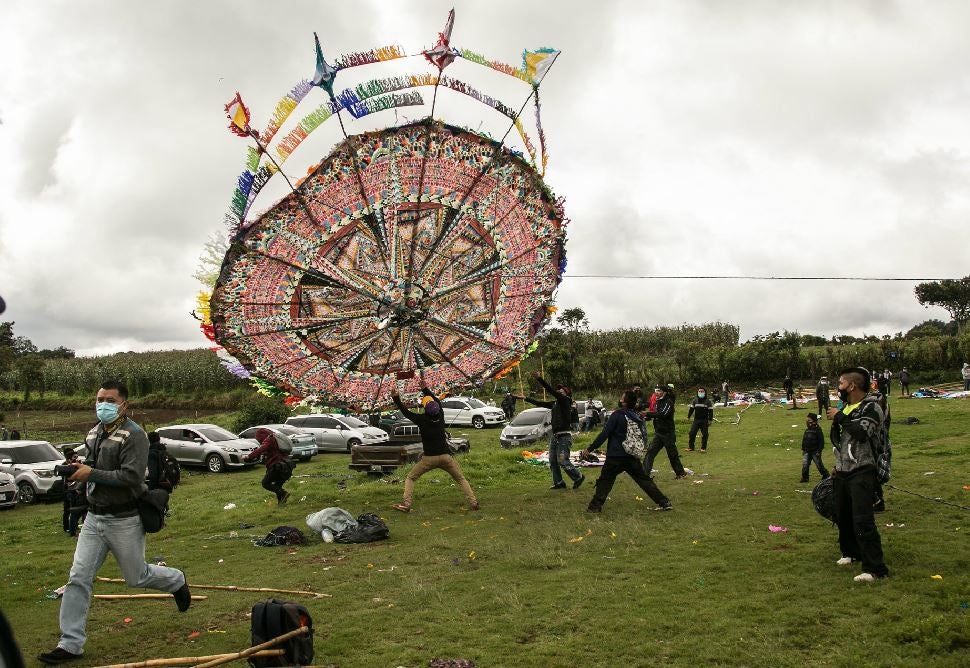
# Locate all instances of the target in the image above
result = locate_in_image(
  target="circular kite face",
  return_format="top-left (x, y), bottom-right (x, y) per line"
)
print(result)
top-left (211, 120), bottom-right (565, 409)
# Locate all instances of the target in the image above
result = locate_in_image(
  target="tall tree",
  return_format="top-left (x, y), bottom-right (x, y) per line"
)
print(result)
top-left (557, 308), bottom-right (588, 384)
top-left (915, 276), bottom-right (970, 334)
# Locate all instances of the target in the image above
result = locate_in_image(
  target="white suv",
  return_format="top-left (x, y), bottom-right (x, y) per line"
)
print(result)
top-left (285, 414), bottom-right (389, 452)
top-left (439, 397), bottom-right (507, 429)
top-left (0, 441), bottom-right (65, 504)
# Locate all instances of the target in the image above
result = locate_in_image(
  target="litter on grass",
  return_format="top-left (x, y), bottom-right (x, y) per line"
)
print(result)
top-left (931, 574), bottom-right (944, 580)
top-left (768, 525), bottom-right (789, 533)
top-left (223, 503), bottom-right (236, 510)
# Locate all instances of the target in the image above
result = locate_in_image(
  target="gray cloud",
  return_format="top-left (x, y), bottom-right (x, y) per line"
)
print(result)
top-left (0, 0), bottom-right (964, 355)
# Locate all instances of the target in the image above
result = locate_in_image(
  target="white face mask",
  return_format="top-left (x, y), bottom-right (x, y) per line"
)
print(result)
top-left (697, 392), bottom-right (705, 399)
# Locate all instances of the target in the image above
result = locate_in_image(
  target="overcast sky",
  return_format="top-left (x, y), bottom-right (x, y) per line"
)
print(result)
top-left (1, 0), bottom-right (967, 356)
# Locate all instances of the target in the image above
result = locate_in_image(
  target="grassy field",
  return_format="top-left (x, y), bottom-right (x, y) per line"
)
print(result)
top-left (1, 398), bottom-right (968, 667)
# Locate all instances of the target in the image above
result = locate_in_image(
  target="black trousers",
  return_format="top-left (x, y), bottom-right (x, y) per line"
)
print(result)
top-left (62, 490), bottom-right (86, 536)
top-left (688, 420), bottom-right (709, 450)
top-left (817, 396), bottom-right (830, 414)
top-left (801, 450), bottom-right (829, 481)
top-left (833, 468), bottom-right (889, 577)
top-left (588, 456), bottom-right (669, 510)
top-left (261, 465), bottom-right (292, 500)
top-left (644, 432), bottom-right (685, 476)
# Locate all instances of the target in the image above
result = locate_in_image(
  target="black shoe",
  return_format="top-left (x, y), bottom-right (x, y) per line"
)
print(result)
top-left (174, 574), bottom-right (191, 612)
top-left (800, 478), bottom-right (809, 483)
top-left (586, 505), bottom-right (602, 513)
top-left (38, 648), bottom-right (81, 665)
top-left (573, 475), bottom-right (585, 490)
top-left (278, 490), bottom-right (291, 504)
top-left (550, 482), bottom-right (567, 490)
top-left (873, 501), bottom-right (886, 513)
top-left (654, 504), bottom-right (673, 511)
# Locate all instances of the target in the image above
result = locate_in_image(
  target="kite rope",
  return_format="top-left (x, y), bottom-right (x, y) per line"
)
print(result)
top-left (567, 275), bottom-right (956, 282)
top-left (885, 484), bottom-right (970, 511)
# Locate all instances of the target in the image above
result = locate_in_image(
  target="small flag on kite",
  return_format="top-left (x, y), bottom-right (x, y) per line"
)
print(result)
top-left (522, 48), bottom-right (559, 83)
top-left (312, 32), bottom-right (338, 98)
top-left (224, 92), bottom-right (252, 138)
top-left (423, 8), bottom-right (458, 70)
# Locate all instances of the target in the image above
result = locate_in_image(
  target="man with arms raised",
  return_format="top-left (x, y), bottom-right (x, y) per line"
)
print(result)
top-left (826, 368), bottom-right (889, 582)
top-left (39, 381), bottom-right (190, 664)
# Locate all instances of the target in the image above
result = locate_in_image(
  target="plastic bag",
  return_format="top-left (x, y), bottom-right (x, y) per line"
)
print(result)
top-left (305, 507), bottom-right (357, 536)
top-left (333, 513), bottom-right (389, 543)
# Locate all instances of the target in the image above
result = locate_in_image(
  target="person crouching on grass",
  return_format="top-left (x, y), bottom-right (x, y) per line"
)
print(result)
top-left (583, 390), bottom-right (672, 513)
top-left (826, 367), bottom-right (889, 582)
top-left (243, 428), bottom-right (293, 504)
top-left (391, 387), bottom-right (479, 513)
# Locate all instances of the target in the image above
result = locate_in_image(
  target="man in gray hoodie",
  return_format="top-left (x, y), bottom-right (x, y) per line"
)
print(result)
top-left (825, 367), bottom-right (889, 582)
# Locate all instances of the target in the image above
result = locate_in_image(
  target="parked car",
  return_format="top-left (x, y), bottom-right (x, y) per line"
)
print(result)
top-left (0, 440), bottom-right (66, 504)
top-left (0, 471), bottom-right (17, 509)
top-left (378, 411), bottom-right (422, 444)
top-left (499, 408), bottom-right (552, 448)
top-left (285, 414), bottom-right (389, 452)
top-left (238, 425), bottom-right (317, 461)
top-left (155, 424), bottom-right (259, 473)
top-left (439, 397), bottom-right (506, 429)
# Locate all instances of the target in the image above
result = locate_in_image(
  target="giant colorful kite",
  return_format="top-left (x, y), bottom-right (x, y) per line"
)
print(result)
top-left (201, 10), bottom-right (567, 410)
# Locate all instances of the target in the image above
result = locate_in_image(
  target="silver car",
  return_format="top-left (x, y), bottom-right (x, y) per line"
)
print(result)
top-left (239, 425), bottom-right (317, 461)
top-left (0, 471), bottom-right (17, 509)
top-left (499, 408), bottom-right (552, 448)
top-left (0, 440), bottom-right (65, 504)
top-left (285, 414), bottom-right (389, 452)
top-left (156, 424), bottom-right (259, 473)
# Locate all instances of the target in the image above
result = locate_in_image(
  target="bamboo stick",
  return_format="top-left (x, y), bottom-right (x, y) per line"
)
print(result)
top-left (192, 626), bottom-right (309, 668)
top-left (93, 594), bottom-right (208, 601)
top-left (91, 649), bottom-right (283, 668)
top-left (96, 577), bottom-right (330, 598)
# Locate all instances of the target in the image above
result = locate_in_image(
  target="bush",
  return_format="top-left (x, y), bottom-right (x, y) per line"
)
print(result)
top-left (230, 395), bottom-right (291, 433)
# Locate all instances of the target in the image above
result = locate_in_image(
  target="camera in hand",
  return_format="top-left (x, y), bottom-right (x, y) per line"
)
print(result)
top-left (54, 464), bottom-right (78, 477)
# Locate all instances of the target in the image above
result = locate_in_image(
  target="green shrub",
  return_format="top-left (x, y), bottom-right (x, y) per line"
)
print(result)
top-left (229, 395), bottom-right (290, 433)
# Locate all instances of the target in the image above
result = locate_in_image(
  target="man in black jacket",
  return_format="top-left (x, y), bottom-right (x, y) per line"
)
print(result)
top-left (517, 372), bottom-right (584, 490)
top-left (800, 413), bottom-right (828, 483)
top-left (644, 384), bottom-right (689, 479)
top-left (390, 387), bottom-right (479, 512)
top-left (685, 387), bottom-right (714, 453)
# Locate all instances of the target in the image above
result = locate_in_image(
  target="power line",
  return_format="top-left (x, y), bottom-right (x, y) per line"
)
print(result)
top-left (567, 275), bottom-right (952, 281)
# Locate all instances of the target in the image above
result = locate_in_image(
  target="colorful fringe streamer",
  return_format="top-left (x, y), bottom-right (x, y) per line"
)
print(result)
top-left (459, 48), bottom-right (530, 83)
top-left (347, 91), bottom-right (424, 119)
top-left (260, 79), bottom-right (314, 145)
top-left (251, 376), bottom-right (286, 397)
top-left (534, 85), bottom-right (549, 176)
top-left (195, 291), bottom-right (213, 325)
top-left (335, 44), bottom-right (407, 69)
top-left (224, 92), bottom-right (252, 138)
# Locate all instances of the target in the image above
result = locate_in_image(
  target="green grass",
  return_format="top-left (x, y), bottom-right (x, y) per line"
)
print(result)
top-left (2, 399), bottom-right (968, 667)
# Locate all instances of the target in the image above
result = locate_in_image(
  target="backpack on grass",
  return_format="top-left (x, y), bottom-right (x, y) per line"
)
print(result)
top-left (248, 599), bottom-right (314, 667)
top-left (254, 526), bottom-right (306, 547)
top-left (161, 454), bottom-right (181, 489)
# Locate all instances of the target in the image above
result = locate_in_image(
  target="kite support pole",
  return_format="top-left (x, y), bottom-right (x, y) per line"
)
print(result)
top-left (96, 577), bottom-right (331, 598)
top-left (193, 626), bottom-right (310, 668)
top-left (90, 650), bottom-right (283, 668)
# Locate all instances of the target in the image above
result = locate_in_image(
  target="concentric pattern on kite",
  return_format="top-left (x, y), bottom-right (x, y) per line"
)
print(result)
top-left (202, 10), bottom-right (566, 409)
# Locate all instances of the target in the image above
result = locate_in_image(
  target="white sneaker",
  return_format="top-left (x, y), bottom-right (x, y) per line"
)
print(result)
top-left (853, 572), bottom-right (876, 583)
top-left (836, 557), bottom-right (853, 566)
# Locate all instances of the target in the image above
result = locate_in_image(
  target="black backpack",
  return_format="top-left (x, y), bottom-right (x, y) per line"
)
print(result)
top-left (161, 454), bottom-right (181, 489)
top-left (249, 599), bottom-right (314, 667)
top-left (254, 526), bottom-right (307, 547)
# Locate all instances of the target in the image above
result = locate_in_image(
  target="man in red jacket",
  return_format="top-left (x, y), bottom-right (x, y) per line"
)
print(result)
top-left (243, 428), bottom-right (293, 504)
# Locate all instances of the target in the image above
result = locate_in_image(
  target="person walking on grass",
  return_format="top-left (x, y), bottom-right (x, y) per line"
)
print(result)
top-left (800, 413), bottom-right (829, 483)
top-left (721, 380), bottom-right (730, 407)
top-left (243, 428), bottom-right (294, 504)
top-left (685, 387), bottom-right (714, 453)
top-left (584, 390), bottom-right (672, 513)
top-left (899, 367), bottom-right (910, 397)
top-left (501, 391), bottom-right (516, 421)
top-left (783, 375), bottom-right (799, 408)
top-left (516, 372), bottom-right (584, 490)
top-left (826, 367), bottom-right (890, 583)
top-left (961, 362), bottom-right (970, 391)
top-left (644, 384), bottom-right (690, 479)
top-left (816, 376), bottom-right (831, 415)
top-left (391, 387), bottom-right (479, 513)
top-left (39, 381), bottom-right (189, 665)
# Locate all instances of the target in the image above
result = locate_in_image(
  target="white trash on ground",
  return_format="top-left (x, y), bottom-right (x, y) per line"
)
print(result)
top-left (306, 507), bottom-right (357, 538)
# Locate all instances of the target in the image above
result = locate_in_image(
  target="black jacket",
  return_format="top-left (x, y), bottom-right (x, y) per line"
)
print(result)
top-left (645, 392), bottom-right (676, 434)
top-left (801, 425), bottom-right (824, 453)
top-left (393, 393), bottom-right (450, 456)
top-left (687, 397), bottom-right (714, 422)
top-left (524, 377), bottom-right (573, 433)
top-left (147, 443), bottom-right (170, 491)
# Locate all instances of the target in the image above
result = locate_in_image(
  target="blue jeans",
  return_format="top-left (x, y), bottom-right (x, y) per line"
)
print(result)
top-left (549, 432), bottom-right (581, 485)
top-left (58, 513), bottom-right (184, 655)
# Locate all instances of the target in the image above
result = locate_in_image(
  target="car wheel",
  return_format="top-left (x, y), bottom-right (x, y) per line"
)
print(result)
top-left (346, 438), bottom-right (361, 453)
top-left (17, 482), bottom-right (36, 504)
top-left (472, 416), bottom-right (485, 429)
top-left (206, 454), bottom-right (226, 473)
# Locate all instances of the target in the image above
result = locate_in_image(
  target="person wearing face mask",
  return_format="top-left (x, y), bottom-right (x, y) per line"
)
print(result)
top-left (685, 387), bottom-right (714, 453)
top-left (643, 384), bottom-right (690, 479)
top-left (39, 381), bottom-right (190, 665)
top-left (825, 368), bottom-right (890, 583)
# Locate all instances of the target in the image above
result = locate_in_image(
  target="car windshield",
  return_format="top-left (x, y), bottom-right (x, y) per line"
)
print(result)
top-left (466, 399), bottom-right (486, 409)
top-left (511, 411), bottom-right (547, 426)
top-left (340, 416), bottom-right (368, 428)
top-left (197, 427), bottom-right (238, 442)
top-left (1, 442), bottom-right (62, 464)
top-left (269, 425), bottom-right (301, 435)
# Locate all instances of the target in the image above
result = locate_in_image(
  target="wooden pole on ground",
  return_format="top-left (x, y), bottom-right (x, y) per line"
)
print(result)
top-left (193, 626), bottom-right (310, 668)
top-left (96, 577), bottom-right (330, 598)
top-left (91, 649), bottom-right (283, 668)
top-left (93, 594), bottom-right (208, 601)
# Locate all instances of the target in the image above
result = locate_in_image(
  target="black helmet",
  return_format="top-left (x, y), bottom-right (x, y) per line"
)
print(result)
top-left (812, 477), bottom-right (836, 523)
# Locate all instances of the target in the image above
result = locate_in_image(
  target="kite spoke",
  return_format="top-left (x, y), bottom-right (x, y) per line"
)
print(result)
top-left (413, 327), bottom-right (477, 388)
top-left (369, 327), bottom-right (401, 410)
top-left (218, 312), bottom-right (376, 343)
top-left (245, 245), bottom-right (382, 303)
top-left (425, 315), bottom-right (514, 353)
